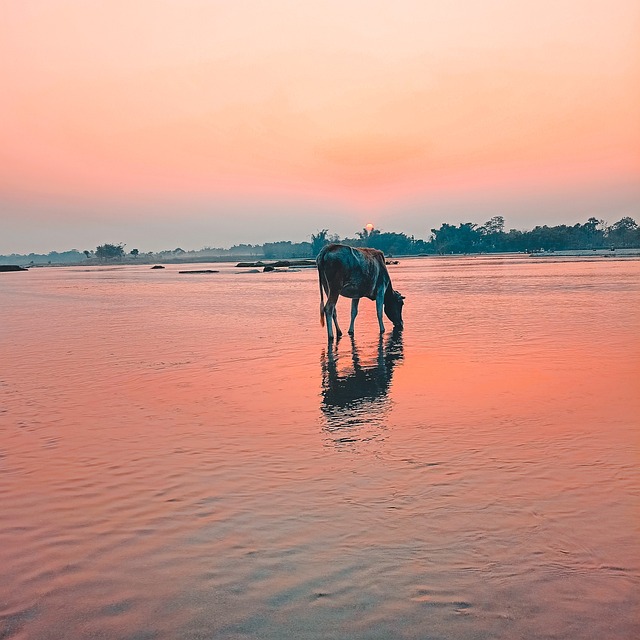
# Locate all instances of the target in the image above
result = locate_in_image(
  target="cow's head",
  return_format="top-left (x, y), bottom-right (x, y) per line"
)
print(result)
top-left (384, 289), bottom-right (405, 330)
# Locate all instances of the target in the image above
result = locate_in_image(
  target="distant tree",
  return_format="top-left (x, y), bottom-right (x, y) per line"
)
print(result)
top-left (43, 249), bottom-right (85, 263)
top-left (355, 226), bottom-right (381, 246)
top-left (573, 217), bottom-right (606, 249)
top-left (482, 216), bottom-right (505, 234)
top-left (412, 236), bottom-right (433, 254)
top-left (311, 229), bottom-right (330, 256)
top-left (607, 217), bottom-right (639, 248)
top-left (130, 249), bottom-right (139, 258)
top-left (430, 222), bottom-right (481, 254)
top-left (527, 225), bottom-right (570, 252)
top-left (502, 229), bottom-right (526, 252)
top-left (83, 250), bottom-right (91, 259)
top-left (297, 241), bottom-right (314, 257)
top-left (263, 240), bottom-right (312, 259)
top-left (478, 216), bottom-right (506, 252)
top-left (263, 241), bottom-right (292, 259)
top-left (366, 231), bottom-right (414, 256)
top-left (95, 243), bottom-right (125, 260)
top-left (229, 243), bottom-right (262, 256)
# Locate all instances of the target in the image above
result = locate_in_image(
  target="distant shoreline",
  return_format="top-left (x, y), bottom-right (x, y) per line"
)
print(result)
top-left (11, 248), bottom-right (640, 269)
top-left (4, 215), bottom-right (639, 266)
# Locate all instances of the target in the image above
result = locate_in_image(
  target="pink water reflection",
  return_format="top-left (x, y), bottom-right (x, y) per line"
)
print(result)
top-left (0, 257), bottom-right (638, 639)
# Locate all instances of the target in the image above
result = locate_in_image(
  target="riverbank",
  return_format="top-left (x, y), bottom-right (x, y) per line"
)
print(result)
top-left (6, 248), bottom-right (640, 269)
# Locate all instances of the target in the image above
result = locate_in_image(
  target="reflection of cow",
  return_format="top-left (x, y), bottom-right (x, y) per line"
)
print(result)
top-left (321, 331), bottom-right (404, 433)
top-left (317, 244), bottom-right (404, 340)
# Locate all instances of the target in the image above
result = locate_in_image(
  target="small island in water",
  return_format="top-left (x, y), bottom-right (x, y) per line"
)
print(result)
top-left (0, 265), bottom-right (28, 272)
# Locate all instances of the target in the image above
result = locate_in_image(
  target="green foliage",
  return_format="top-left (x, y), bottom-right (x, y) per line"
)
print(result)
top-left (430, 223), bottom-right (481, 254)
top-left (311, 229), bottom-right (330, 257)
top-left (607, 217), bottom-right (639, 248)
top-left (319, 216), bottom-right (638, 256)
top-left (311, 216), bottom-right (640, 256)
top-left (423, 216), bottom-right (636, 254)
top-left (2, 216), bottom-right (639, 265)
top-left (95, 243), bottom-right (125, 260)
top-left (0, 250), bottom-right (85, 265)
top-left (263, 240), bottom-right (312, 259)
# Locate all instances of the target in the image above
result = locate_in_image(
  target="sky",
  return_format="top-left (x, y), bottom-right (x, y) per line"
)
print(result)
top-left (1, 0), bottom-right (639, 253)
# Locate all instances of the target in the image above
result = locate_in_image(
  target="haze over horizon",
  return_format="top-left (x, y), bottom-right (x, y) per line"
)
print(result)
top-left (1, 0), bottom-right (639, 254)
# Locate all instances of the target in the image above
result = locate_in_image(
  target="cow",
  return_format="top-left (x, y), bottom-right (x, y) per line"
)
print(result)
top-left (317, 244), bottom-right (404, 340)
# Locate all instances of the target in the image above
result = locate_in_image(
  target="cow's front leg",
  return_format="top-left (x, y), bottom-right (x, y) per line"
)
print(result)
top-left (375, 290), bottom-right (386, 333)
top-left (348, 298), bottom-right (360, 335)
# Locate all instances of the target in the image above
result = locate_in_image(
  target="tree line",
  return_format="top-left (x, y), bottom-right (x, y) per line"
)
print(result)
top-left (1, 216), bottom-right (638, 265)
top-left (311, 216), bottom-right (640, 256)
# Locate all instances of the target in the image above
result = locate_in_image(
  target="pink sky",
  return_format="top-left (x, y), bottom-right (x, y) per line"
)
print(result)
top-left (1, 0), bottom-right (638, 253)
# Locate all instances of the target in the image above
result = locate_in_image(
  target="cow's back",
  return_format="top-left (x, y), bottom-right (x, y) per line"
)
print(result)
top-left (317, 244), bottom-right (387, 299)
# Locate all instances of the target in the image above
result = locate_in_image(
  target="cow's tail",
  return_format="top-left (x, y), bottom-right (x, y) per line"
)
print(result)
top-left (318, 258), bottom-right (325, 327)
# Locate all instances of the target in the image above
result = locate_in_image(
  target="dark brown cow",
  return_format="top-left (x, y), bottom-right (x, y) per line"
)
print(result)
top-left (317, 244), bottom-right (404, 340)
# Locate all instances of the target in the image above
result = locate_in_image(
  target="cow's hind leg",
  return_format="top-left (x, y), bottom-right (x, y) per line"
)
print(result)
top-left (332, 307), bottom-right (343, 339)
top-left (375, 289), bottom-right (386, 333)
top-left (324, 293), bottom-right (342, 340)
top-left (348, 298), bottom-right (360, 335)
top-left (323, 302), bottom-right (335, 340)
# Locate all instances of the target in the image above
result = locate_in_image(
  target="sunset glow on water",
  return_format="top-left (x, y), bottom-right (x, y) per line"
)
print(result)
top-left (1, 256), bottom-right (638, 639)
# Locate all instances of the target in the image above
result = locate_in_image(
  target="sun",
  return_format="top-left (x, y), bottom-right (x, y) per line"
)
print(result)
top-left (365, 223), bottom-right (375, 232)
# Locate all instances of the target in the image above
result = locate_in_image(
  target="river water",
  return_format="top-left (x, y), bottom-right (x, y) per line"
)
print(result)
top-left (1, 256), bottom-right (638, 639)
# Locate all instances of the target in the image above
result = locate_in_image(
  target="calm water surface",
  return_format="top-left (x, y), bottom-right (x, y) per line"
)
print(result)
top-left (1, 256), bottom-right (638, 639)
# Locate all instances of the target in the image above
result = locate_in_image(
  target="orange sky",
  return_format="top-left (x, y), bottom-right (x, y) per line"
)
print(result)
top-left (1, 0), bottom-right (638, 252)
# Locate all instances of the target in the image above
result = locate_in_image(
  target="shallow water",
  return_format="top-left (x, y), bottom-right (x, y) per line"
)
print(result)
top-left (1, 256), bottom-right (638, 639)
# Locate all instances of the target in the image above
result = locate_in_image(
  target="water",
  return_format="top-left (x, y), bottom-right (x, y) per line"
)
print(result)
top-left (1, 256), bottom-right (638, 639)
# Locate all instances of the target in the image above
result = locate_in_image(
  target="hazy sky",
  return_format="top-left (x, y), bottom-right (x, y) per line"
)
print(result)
top-left (1, 0), bottom-right (638, 253)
